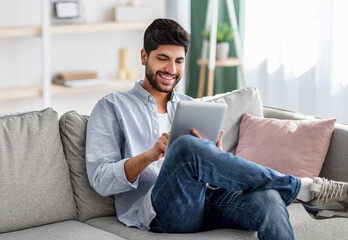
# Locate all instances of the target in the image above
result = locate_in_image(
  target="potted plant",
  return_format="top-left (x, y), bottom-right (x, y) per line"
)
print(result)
top-left (203, 22), bottom-right (234, 60)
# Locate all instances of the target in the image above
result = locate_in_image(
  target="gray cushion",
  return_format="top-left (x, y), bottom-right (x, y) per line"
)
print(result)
top-left (321, 122), bottom-right (348, 182)
top-left (59, 110), bottom-right (116, 222)
top-left (264, 106), bottom-right (348, 182)
top-left (288, 203), bottom-right (348, 240)
top-left (0, 108), bottom-right (76, 233)
top-left (202, 87), bottom-right (263, 154)
top-left (86, 205), bottom-right (348, 240)
top-left (86, 217), bottom-right (257, 240)
top-left (0, 220), bottom-right (124, 240)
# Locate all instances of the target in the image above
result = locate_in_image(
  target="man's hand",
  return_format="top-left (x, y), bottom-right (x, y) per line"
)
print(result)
top-left (147, 132), bottom-right (169, 161)
top-left (125, 133), bottom-right (169, 183)
top-left (191, 129), bottom-right (225, 150)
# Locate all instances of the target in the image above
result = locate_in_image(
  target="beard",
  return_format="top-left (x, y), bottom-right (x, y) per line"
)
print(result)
top-left (145, 61), bottom-right (181, 93)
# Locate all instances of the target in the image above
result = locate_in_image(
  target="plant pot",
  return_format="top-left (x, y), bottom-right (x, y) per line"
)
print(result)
top-left (216, 42), bottom-right (230, 60)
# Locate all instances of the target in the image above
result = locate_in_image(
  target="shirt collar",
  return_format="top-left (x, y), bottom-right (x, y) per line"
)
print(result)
top-left (132, 80), bottom-right (178, 103)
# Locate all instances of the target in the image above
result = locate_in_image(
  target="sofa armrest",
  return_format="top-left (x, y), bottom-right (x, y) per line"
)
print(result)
top-left (263, 106), bottom-right (348, 182)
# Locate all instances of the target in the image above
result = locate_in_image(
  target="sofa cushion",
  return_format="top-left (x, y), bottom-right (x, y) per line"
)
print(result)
top-left (0, 220), bottom-right (125, 240)
top-left (320, 122), bottom-right (348, 182)
top-left (85, 207), bottom-right (348, 240)
top-left (263, 106), bottom-right (348, 182)
top-left (236, 113), bottom-right (335, 178)
top-left (202, 87), bottom-right (263, 154)
top-left (0, 108), bottom-right (76, 233)
top-left (59, 110), bottom-right (116, 222)
top-left (288, 203), bottom-right (348, 240)
top-left (85, 216), bottom-right (257, 240)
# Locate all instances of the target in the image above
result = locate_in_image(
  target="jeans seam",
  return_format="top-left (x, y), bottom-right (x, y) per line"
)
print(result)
top-left (285, 177), bottom-right (301, 206)
top-left (207, 202), bottom-right (255, 215)
top-left (199, 164), bottom-right (248, 190)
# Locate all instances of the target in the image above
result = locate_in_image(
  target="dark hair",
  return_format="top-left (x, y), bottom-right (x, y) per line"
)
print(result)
top-left (143, 18), bottom-right (190, 55)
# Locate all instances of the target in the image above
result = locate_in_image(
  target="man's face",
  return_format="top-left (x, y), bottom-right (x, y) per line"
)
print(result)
top-left (142, 45), bottom-right (186, 93)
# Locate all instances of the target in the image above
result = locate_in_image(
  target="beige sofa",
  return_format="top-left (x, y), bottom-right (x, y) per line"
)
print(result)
top-left (0, 88), bottom-right (347, 240)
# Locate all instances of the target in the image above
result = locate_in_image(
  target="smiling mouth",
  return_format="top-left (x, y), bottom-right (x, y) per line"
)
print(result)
top-left (158, 72), bottom-right (177, 83)
top-left (160, 74), bottom-right (174, 80)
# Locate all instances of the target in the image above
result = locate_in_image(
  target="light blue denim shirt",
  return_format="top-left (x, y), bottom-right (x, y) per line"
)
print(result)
top-left (86, 80), bottom-right (193, 230)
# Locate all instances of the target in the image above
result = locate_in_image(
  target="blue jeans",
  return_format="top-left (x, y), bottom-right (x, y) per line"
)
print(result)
top-left (150, 135), bottom-right (300, 240)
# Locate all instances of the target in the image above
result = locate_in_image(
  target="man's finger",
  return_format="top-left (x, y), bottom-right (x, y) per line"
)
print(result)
top-left (218, 130), bottom-right (225, 140)
top-left (191, 129), bottom-right (203, 139)
top-left (162, 132), bottom-right (170, 139)
top-left (216, 130), bottom-right (225, 149)
top-left (159, 133), bottom-right (169, 145)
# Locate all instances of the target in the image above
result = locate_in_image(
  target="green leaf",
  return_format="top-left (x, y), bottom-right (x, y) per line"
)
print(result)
top-left (202, 22), bottom-right (234, 43)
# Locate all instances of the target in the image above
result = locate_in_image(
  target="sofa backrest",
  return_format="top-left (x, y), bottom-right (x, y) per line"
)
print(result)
top-left (202, 87), bottom-right (264, 154)
top-left (0, 108), bottom-right (76, 233)
top-left (264, 106), bottom-right (348, 182)
top-left (59, 110), bottom-right (116, 222)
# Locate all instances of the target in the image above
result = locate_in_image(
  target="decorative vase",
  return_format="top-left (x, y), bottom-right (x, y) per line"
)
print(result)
top-left (216, 42), bottom-right (230, 60)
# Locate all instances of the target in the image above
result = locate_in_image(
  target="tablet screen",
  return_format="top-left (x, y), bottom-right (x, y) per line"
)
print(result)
top-left (166, 101), bottom-right (227, 149)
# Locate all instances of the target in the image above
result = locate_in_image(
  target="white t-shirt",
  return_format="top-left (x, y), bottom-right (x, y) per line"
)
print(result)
top-left (157, 112), bottom-right (172, 168)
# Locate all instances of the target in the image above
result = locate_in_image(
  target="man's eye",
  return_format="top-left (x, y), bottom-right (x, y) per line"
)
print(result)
top-left (158, 58), bottom-right (166, 61)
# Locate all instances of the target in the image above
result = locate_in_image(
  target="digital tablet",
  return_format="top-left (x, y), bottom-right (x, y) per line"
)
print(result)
top-left (166, 101), bottom-right (227, 150)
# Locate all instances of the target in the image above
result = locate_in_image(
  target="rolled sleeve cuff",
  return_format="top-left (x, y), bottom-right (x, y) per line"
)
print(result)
top-left (114, 158), bottom-right (140, 189)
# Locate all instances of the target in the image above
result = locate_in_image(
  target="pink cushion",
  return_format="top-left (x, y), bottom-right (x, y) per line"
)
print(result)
top-left (235, 113), bottom-right (336, 178)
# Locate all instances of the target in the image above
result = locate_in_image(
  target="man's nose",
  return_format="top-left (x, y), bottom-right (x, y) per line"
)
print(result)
top-left (165, 61), bottom-right (177, 74)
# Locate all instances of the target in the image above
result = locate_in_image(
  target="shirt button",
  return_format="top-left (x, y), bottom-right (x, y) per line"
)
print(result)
top-left (154, 130), bottom-right (158, 134)
top-left (144, 100), bottom-right (147, 104)
top-left (152, 109), bottom-right (156, 113)
top-left (149, 97), bottom-right (153, 101)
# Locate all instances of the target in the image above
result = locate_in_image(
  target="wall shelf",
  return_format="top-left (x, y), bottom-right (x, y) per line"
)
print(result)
top-left (51, 21), bottom-right (149, 35)
top-left (49, 79), bottom-right (135, 96)
top-left (0, 85), bottom-right (42, 100)
top-left (0, 21), bottom-right (148, 39)
top-left (0, 26), bottom-right (41, 38)
top-left (0, 79), bottom-right (135, 100)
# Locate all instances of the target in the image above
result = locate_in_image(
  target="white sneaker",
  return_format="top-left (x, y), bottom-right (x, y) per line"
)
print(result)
top-left (301, 177), bottom-right (348, 219)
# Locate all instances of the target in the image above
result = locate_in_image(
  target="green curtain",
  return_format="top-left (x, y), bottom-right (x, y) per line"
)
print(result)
top-left (187, 0), bottom-right (240, 98)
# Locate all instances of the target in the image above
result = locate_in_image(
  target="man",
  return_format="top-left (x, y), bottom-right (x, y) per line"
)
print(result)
top-left (86, 18), bottom-right (348, 240)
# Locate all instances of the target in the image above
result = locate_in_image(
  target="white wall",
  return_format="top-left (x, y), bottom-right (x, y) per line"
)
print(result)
top-left (0, 0), bottom-right (165, 115)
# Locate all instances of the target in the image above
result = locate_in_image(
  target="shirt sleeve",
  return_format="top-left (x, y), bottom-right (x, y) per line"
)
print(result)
top-left (86, 97), bottom-right (139, 196)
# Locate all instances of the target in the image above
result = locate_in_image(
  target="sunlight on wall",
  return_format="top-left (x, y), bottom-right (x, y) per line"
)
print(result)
top-left (244, 0), bottom-right (320, 78)
top-left (243, 0), bottom-right (276, 71)
top-left (287, 0), bottom-right (320, 78)
top-left (243, 0), bottom-right (348, 122)
top-left (331, 0), bottom-right (348, 96)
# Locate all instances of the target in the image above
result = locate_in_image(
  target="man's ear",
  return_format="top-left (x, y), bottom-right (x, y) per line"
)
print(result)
top-left (141, 48), bottom-right (147, 65)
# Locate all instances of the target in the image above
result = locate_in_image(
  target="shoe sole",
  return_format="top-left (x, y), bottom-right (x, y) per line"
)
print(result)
top-left (303, 205), bottom-right (348, 219)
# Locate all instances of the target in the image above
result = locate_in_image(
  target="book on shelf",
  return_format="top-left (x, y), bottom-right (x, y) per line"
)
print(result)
top-left (59, 71), bottom-right (98, 81)
top-left (52, 76), bottom-right (111, 88)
